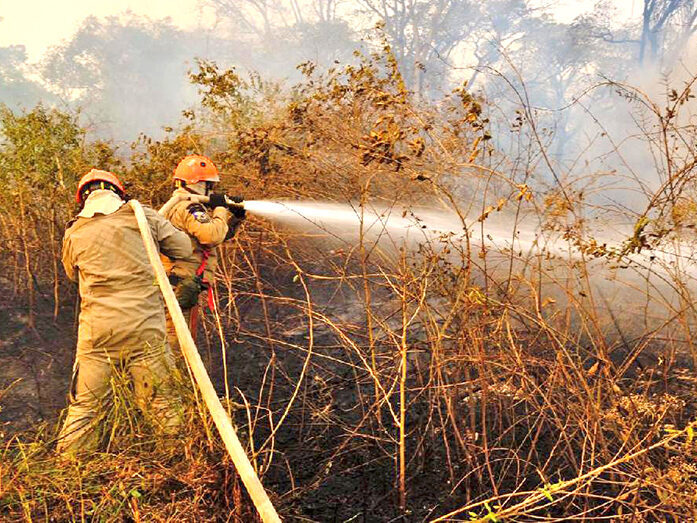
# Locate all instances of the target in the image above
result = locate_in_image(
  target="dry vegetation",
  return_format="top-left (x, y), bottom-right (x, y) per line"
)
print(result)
top-left (3, 46), bottom-right (697, 521)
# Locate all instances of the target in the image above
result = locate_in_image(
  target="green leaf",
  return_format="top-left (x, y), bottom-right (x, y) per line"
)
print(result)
top-left (542, 485), bottom-right (553, 502)
top-left (484, 501), bottom-right (498, 522)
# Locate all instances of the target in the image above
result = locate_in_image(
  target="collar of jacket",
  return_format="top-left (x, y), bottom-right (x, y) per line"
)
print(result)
top-left (173, 187), bottom-right (191, 197)
top-left (78, 190), bottom-right (125, 218)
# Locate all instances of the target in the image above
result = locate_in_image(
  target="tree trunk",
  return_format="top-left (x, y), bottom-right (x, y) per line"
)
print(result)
top-left (18, 192), bottom-right (35, 329)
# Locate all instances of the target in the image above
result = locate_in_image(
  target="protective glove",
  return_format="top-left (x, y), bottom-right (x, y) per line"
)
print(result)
top-left (208, 193), bottom-right (227, 209)
top-left (227, 195), bottom-right (246, 219)
top-left (175, 275), bottom-right (203, 309)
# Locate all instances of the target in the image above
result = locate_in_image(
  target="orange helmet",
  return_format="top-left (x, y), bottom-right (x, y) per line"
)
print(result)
top-left (76, 169), bottom-right (125, 203)
top-left (173, 155), bottom-right (219, 185)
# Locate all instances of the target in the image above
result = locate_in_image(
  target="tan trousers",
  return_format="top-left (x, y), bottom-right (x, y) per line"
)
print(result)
top-left (56, 340), bottom-right (180, 454)
top-left (166, 306), bottom-right (194, 358)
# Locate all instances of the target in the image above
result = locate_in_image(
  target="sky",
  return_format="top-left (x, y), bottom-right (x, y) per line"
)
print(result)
top-left (0, 0), bottom-right (215, 60)
top-left (0, 0), bottom-right (639, 61)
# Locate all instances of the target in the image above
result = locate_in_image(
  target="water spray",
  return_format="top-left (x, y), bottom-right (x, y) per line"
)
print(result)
top-left (159, 192), bottom-right (697, 330)
top-left (159, 193), bottom-right (464, 243)
top-left (159, 193), bottom-right (693, 267)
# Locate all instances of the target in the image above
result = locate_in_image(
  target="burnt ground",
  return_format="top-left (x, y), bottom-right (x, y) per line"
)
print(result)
top-left (0, 294), bottom-right (74, 438)
top-left (7, 278), bottom-right (696, 522)
top-left (0, 285), bottom-right (419, 522)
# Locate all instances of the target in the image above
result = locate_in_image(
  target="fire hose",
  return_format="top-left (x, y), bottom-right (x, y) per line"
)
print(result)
top-left (130, 200), bottom-right (281, 523)
top-left (157, 192), bottom-right (243, 217)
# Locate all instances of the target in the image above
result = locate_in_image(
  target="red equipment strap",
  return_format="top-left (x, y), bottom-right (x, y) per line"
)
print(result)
top-left (189, 304), bottom-right (200, 344)
top-left (196, 249), bottom-right (216, 312)
top-left (206, 286), bottom-right (215, 312)
top-left (196, 248), bottom-right (210, 277)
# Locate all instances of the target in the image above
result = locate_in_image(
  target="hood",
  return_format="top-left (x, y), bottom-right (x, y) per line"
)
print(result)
top-left (78, 189), bottom-right (125, 218)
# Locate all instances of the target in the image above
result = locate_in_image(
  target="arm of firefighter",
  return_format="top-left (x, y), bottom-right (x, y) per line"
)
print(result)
top-left (144, 206), bottom-right (193, 259)
top-left (224, 214), bottom-right (244, 241)
top-left (61, 234), bottom-right (77, 281)
top-left (158, 192), bottom-right (190, 217)
top-left (183, 203), bottom-right (231, 248)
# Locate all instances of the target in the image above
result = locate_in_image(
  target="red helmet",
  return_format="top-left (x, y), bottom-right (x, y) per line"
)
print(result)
top-left (76, 169), bottom-right (125, 203)
top-left (173, 155), bottom-right (219, 184)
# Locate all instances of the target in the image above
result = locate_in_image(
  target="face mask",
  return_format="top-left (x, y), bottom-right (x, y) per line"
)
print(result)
top-left (185, 182), bottom-right (210, 196)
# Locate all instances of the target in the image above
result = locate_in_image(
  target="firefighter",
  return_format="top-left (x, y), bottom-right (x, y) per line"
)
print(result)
top-left (160, 155), bottom-right (245, 352)
top-left (57, 169), bottom-right (193, 454)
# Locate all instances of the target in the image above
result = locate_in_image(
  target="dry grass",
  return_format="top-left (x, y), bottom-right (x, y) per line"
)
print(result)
top-left (0, 367), bottom-right (261, 522)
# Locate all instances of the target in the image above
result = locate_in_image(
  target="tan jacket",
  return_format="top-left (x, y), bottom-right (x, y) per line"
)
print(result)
top-left (62, 202), bottom-right (192, 351)
top-left (160, 188), bottom-right (240, 282)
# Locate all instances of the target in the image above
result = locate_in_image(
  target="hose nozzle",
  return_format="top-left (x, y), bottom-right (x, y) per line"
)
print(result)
top-left (224, 196), bottom-right (246, 218)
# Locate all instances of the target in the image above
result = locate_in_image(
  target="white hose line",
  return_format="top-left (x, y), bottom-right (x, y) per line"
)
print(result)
top-left (158, 193), bottom-right (192, 216)
top-left (130, 200), bottom-right (281, 523)
top-left (158, 193), bottom-right (214, 216)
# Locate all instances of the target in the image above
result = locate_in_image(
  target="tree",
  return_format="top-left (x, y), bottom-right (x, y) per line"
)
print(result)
top-left (41, 16), bottom-right (236, 141)
top-left (639, 0), bottom-right (690, 63)
top-left (0, 45), bottom-right (50, 108)
top-left (355, 0), bottom-right (481, 95)
top-left (208, 0), bottom-right (359, 74)
top-left (579, 0), bottom-right (697, 65)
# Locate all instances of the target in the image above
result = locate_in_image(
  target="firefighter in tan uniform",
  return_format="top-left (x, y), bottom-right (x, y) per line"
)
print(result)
top-left (57, 169), bottom-right (193, 454)
top-left (160, 155), bottom-right (245, 351)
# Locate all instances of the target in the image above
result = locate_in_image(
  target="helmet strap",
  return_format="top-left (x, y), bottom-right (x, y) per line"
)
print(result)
top-left (80, 181), bottom-right (123, 203)
top-left (182, 181), bottom-right (211, 196)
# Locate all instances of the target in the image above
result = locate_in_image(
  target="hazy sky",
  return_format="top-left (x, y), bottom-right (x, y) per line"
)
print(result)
top-left (1, 1), bottom-right (638, 61)
top-left (0, 0), bottom-right (215, 60)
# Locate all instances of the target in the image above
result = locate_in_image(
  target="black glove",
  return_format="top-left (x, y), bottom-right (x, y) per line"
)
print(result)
top-left (175, 275), bottom-right (203, 309)
top-left (229, 204), bottom-right (246, 219)
top-left (230, 207), bottom-right (246, 219)
top-left (227, 194), bottom-right (246, 219)
top-left (208, 193), bottom-right (227, 209)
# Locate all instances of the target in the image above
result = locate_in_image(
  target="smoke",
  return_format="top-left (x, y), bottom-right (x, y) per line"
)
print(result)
top-left (3, 0), bottom-right (697, 212)
top-left (2, 5), bottom-right (361, 142)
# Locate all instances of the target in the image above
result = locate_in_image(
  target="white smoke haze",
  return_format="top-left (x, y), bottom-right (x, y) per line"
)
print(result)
top-left (3, 0), bottom-right (697, 331)
top-left (0, 0), bottom-right (692, 145)
top-left (7, 5), bottom-right (697, 521)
